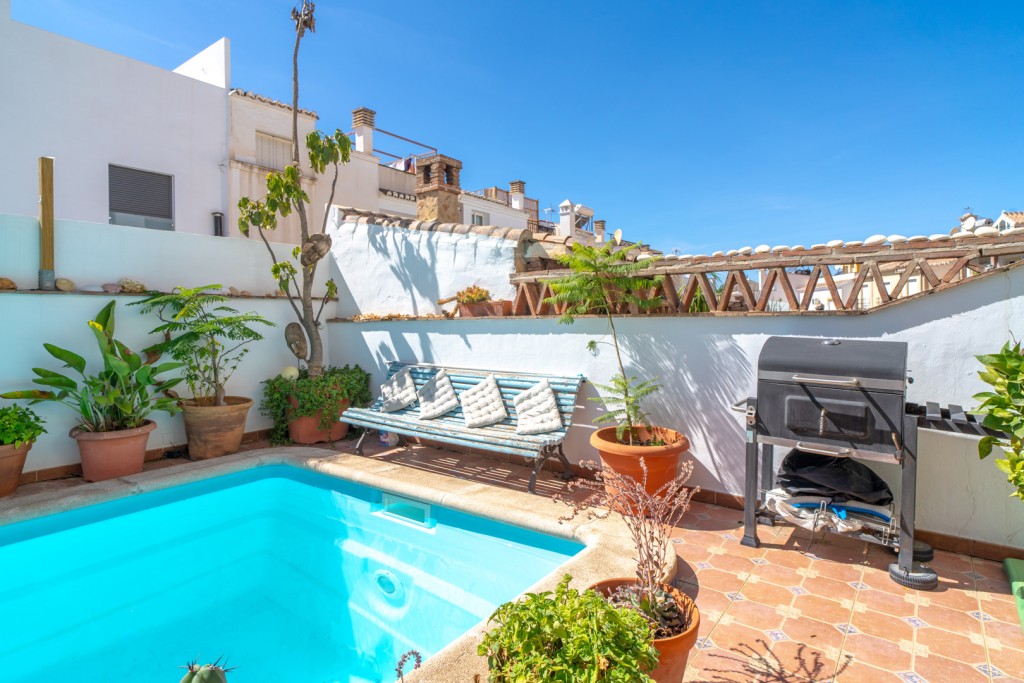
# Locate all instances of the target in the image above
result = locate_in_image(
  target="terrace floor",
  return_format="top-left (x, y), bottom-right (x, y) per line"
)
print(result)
top-left (14, 438), bottom-right (1024, 682)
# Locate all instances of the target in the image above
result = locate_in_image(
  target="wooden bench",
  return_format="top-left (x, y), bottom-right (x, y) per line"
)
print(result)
top-left (340, 362), bottom-right (586, 493)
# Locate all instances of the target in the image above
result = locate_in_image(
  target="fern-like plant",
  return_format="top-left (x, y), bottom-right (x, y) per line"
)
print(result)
top-left (545, 242), bottom-right (663, 444)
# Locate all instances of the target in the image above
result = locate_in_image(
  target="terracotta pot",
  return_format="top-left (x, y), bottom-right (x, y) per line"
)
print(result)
top-left (590, 426), bottom-right (690, 497)
top-left (71, 420), bottom-right (155, 482)
top-left (0, 442), bottom-right (31, 498)
top-left (286, 396), bottom-right (350, 445)
top-left (457, 300), bottom-right (512, 317)
top-left (589, 578), bottom-right (700, 683)
top-left (180, 396), bottom-right (252, 460)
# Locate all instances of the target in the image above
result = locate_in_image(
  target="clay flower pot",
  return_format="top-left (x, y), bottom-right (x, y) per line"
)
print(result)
top-left (286, 396), bottom-right (350, 445)
top-left (71, 420), bottom-right (156, 482)
top-left (589, 577), bottom-right (701, 683)
top-left (590, 426), bottom-right (691, 497)
top-left (457, 300), bottom-right (512, 318)
top-left (0, 442), bottom-right (32, 498)
top-left (180, 396), bottom-right (253, 460)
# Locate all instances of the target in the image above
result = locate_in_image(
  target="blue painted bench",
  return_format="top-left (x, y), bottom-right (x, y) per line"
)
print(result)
top-left (340, 362), bottom-right (586, 493)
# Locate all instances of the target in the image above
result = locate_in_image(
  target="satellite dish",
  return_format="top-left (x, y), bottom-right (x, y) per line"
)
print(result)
top-left (613, 229), bottom-right (623, 245)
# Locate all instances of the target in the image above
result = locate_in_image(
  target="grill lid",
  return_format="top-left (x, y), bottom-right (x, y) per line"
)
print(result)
top-left (758, 337), bottom-right (908, 386)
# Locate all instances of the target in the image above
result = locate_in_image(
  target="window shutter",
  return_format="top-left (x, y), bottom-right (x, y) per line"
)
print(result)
top-left (108, 165), bottom-right (173, 219)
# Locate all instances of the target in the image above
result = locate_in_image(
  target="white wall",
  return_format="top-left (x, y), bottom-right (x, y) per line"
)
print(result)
top-left (0, 213), bottom-right (333, 296)
top-left (0, 293), bottom-right (315, 473)
top-left (327, 212), bottom-right (520, 318)
top-left (327, 267), bottom-right (1024, 549)
top-left (0, 16), bottom-right (228, 234)
top-left (461, 194), bottom-right (529, 230)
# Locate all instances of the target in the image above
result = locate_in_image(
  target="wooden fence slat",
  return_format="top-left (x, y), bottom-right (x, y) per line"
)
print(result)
top-left (819, 266), bottom-right (846, 311)
top-left (800, 265), bottom-right (823, 310)
top-left (755, 269), bottom-right (779, 312)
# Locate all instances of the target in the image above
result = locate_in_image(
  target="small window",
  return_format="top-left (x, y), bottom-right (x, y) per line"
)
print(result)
top-left (108, 165), bottom-right (173, 230)
top-left (256, 132), bottom-right (292, 170)
top-left (471, 211), bottom-right (488, 226)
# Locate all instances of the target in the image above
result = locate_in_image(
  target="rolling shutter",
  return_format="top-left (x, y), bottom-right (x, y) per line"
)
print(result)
top-left (108, 165), bottom-right (173, 219)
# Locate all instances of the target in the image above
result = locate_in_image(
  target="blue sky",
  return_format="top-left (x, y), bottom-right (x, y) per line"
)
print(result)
top-left (14, 0), bottom-right (1024, 254)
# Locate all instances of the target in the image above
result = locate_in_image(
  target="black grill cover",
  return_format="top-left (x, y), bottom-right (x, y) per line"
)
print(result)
top-left (759, 337), bottom-right (907, 388)
top-left (777, 450), bottom-right (893, 505)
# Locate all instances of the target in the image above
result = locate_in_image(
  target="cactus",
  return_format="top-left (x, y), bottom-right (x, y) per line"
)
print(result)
top-left (179, 658), bottom-right (232, 683)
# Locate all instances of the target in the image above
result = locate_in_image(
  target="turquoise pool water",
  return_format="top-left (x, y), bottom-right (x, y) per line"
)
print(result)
top-left (0, 465), bottom-right (582, 683)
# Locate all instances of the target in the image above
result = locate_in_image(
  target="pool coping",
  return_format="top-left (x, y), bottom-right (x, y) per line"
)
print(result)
top-left (0, 448), bottom-right (676, 682)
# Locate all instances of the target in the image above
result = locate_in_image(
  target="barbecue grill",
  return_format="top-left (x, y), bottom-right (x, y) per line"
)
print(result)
top-left (736, 336), bottom-right (939, 590)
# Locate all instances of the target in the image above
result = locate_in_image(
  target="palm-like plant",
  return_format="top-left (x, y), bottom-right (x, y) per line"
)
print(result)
top-left (545, 242), bottom-right (663, 444)
top-left (132, 285), bottom-right (274, 406)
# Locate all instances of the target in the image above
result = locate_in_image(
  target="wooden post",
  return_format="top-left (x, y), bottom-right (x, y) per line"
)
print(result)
top-left (38, 156), bottom-right (55, 290)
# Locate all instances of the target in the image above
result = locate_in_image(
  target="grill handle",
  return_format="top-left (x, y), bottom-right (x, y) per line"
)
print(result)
top-left (791, 374), bottom-right (861, 388)
top-left (795, 441), bottom-right (852, 457)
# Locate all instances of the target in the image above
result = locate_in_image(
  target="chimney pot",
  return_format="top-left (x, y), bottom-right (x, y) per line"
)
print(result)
top-left (352, 107), bottom-right (376, 129)
top-left (509, 179), bottom-right (526, 195)
top-left (416, 153), bottom-right (463, 223)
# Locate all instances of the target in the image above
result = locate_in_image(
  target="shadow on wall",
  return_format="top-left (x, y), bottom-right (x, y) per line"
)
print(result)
top-left (367, 228), bottom-right (440, 317)
top-left (618, 324), bottom-right (752, 493)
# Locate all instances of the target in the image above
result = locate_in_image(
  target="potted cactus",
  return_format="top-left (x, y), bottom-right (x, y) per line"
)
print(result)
top-left (132, 285), bottom-right (273, 459)
top-left (0, 405), bottom-right (46, 498)
top-left (1, 301), bottom-right (183, 482)
top-left (179, 659), bottom-right (232, 683)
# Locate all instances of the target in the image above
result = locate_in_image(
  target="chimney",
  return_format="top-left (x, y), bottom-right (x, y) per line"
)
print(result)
top-left (416, 154), bottom-right (463, 223)
top-left (352, 107), bottom-right (375, 154)
top-left (558, 199), bottom-right (575, 237)
top-left (593, 219), bottom-right (606, 243)
top-left (509, 180), bottom-right (525, 211)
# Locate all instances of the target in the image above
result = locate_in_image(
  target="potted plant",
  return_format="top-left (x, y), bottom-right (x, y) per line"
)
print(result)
top-left (973, 340), bottom-right (1024, 634)
top-left (0, 405), bottom-right (46, 498)
top-left (261, 364), bottom-right (372, 445)
top-left (179, 659), bottom-right (233, 683)
top-left (546, 241), bottom-right (690, 494)
top-left (131, 285), bottom-right (274, 459)
top-left (1, 301), bottom-right (183, 482)
top-left (478, 574), bottom-right (660, 681)
top-left (438, 285), bottom-right (511, 318)
top-left (561, 458), bottom-right (702, 682)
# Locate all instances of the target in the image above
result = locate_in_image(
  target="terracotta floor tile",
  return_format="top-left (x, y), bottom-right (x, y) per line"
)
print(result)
top-left (832, 659), bottom-right (903, 682)
top-left (762, 547), bottom-right (817, 571)
top-left (976, 575), bottom-right (1015, 599)
top-left (725, 539), bottom-right (773, 560)
top-left (912, 652), bottom-right (991, 682)
top-left (860, 567), bottom-right (919, 596)
top-left (689, 646), bottom-right (774, 683)
top-left (986, 617), bottom-right (1024, 651)
top-left (973, 557), bottom-right (1010, 582)
top-left (857, 587), bottom-right (918, 617)
top-left (727, 597), bottom-right (787, 631)
top-left (691, 586), bottom-right (736, 623)
top-left (708, 552), bottom-right (759, 576)
top-left (753, 561), bottom-right (807, 588)
top-left (989, 642), bottom-right (1024, 679)
top-left (849, 609), bottom-right (915, 642)
top-left (791, 594), bottom-right (853, 626)
top-left (914, 625), bottom-right (988, 666)
top-left (741, 578), bottom-right (799, 608)
top-left (676, 561), bottom-right (701, 586)
top-left (674, 540), bottom-right (715, 563)
top-left (780, 615), bottom-right (845, 653)
top-left (979, 593), bottom-right (1022, 623)
top-left (696, 567), bottom-right (748, 594)
top-left (840, 632), bottom-right (913, 672)
top-left (683, 529), bottom-right (731, 550)
top-left (922, 583), bottom-right (981, 612)
top-left (707, 620), bottom-right (773, 654)
top-left (801, 574), bottom-right (858, 602)
top-left (769, 639), bottom-right (844, 682)
top-left (916, 602), bottom-right (987, 639)
top-left (808, 558), bottom-right (864, 584)
top-left (928, 550), bottom-right (975, 574)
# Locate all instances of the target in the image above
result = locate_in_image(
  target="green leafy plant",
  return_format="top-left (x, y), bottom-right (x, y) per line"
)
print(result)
top-left (973, 340), bottom-right (1024, 499)
top-left (261, 365), bottom-right (372, 444)
top-left (236, 1), bottom-right (349, 379)
top-left (561, 458), bottom-right (699, 639)
top-left (131, 285), bottom-right (274, 406)
top-left (544, 242), bottom-right (664, 444)
top-left (1, 301), bottom-right (183, 432)
top-left (0, 405), bottom-right (46, 447)
top-left (477, 574), bottom-right (658, 682)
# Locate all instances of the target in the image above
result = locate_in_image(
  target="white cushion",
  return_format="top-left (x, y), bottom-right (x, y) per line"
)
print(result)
top-left (417, 369), bottom-right (459, 420)
top-left (459, 375), bottom-right (508, 428)
top-left (379, 367), bottom-right (417, 413)
top-left (513, 379), bottom-right (563, 435)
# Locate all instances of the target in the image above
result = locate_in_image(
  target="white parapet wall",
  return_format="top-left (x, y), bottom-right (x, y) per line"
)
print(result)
top-left (327, 210), bottom-right (521, 318)
top-left (0, 212), bottom-right (338, 473)
top-left (0, 213), bottom-right (333, 295)
top-left (328, 266), bottom-right (1024, 550)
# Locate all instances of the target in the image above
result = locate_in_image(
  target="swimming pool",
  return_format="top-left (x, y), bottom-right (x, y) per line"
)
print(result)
top-left (0, 464), bottom-right (583, 682)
